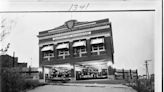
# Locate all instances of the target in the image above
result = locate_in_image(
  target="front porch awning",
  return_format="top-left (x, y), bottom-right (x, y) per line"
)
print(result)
top-left (56, 43), bottom-right (69, 49)
top-left (72, 41), bottom-right (86, 47)
top-left (41, 45), bottom-right (53, 51)
top-left (91, 38), bottom-right (104, 44)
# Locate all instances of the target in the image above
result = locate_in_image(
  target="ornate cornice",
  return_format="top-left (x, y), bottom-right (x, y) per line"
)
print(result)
top-left (39, 24), bottom-right (110, 40)
top-left (37, 19), bottom-right (110, 38)
top-left (39, 32), bottom-right (110, 47)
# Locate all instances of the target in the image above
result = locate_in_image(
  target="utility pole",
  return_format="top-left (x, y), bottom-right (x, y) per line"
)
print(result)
top-left (13, 51), bottom-right (15, 67)
top-left (145, 60), bottom-right (151, 79)
top-left (30, 57), bottom-right (32, 67)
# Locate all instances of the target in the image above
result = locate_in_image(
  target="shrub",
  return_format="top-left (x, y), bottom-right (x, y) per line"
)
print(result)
top-left (2, 68), bottom-right (26, 92)
top-left (1, 68), bottom-right (46, 92)
top-left (128, 79), bottom-right (154, 92)
top-left (23, 79), bottom-right (44, 89)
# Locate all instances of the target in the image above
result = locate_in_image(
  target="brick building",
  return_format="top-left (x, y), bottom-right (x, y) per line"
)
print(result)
top-left (0, 54), bottom-right (27, 68)
top-left (0, 54), bottom-right (28, 91)
top-left (37, 19), bottom-right (114, 80)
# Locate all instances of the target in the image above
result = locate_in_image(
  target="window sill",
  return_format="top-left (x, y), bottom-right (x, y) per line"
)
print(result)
top-left (73, 55), bottom-right (87, 58)
top-left (91, 50), bottom-right (105, 53)
top-left (43, 56), bottom-right (54, 58)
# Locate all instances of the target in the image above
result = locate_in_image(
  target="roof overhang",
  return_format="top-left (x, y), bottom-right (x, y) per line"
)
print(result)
top-left (72, 41), bottom-right (86, 47)
top-left (56, 43), bottom-right (69, 49)
top-left (91, 38), bottom-right (104, 44)
top-left (41, 45), bottom-right (53, 51)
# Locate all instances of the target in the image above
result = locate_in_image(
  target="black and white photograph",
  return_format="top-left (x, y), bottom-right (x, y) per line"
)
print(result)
top-left (0, 0), bottom-right (162, 92)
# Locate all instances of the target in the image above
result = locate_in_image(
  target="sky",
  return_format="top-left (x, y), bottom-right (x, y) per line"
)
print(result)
top-left (0, 11), bottom-right (155, 75)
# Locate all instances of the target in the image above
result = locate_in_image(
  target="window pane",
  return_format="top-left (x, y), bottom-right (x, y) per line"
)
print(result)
top-left (99, 45), bottom-right (104, 50)
top-left (81, 48), bottom-right (86, 52)
top-left (59, 51), bottom-right (63, 55)
top-left (43, 51), bottom-right (54, 57)
top-left (93, 47), bottom-right (98, 50)
top-left (65, 51), bottom-right (69, 55)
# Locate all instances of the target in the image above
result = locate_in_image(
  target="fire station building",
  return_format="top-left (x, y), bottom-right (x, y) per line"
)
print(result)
top-left (37, 18), bottom-right (114, 80)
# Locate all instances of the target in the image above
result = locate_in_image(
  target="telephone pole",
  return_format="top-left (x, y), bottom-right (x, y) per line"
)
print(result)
top-left (145, 60), bottom-right (151, 79)
top-left (13, 51), bottom-right (15, 67)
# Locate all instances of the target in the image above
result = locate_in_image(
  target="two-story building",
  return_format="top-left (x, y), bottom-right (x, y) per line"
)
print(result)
top-left (37, 18), bottom-right (114, 80)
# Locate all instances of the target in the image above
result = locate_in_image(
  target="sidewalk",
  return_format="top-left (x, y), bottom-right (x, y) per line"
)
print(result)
top-left (48, 79), bottom-right (131, 89)
top-left (29, 79), bottom-right (137, 92)
top-left (61, 83), bottom-right (130, 88)
top-left (48, 82), bottom-right (135, 92)
top-left (69, 79), bottom-right (127, 84)
top-left (28, 84), bottom-right (137, 92)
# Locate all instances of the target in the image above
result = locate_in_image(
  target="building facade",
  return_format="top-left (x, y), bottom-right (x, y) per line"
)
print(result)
top-left (38, 19), bottom-right (114, 80)
top-left (0, 54), bottom-right (28, 92)
top-left (0, 54), bottom-right (27, 68)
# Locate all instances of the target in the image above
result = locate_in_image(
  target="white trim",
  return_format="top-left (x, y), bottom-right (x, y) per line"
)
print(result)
top-left (48, 27), bottom-right (68, 33)
top-left (78, 49), bottom-right (87, 57)
top-left (43, 52), bottom-right (54, 61)
top-left (73, 47), bottom-right (87, 57)
top-left (48, 22), bottom-right (96, 33)
top-left (72, 41), bottom-right (86, 47)
top-left (91, 38), bottom-right (104, 44)
top-left (56, 43), bottom-right (69, 49)
top-left (43, 55), bottom-right (54, 59)
top-left (39, 32), bottom-right (110, 47)
top-left (53, 32), bottom-right (91, 40)
top-left (58, 50), bottom-right (70, 59)
top-left (39, 41), bottom-right (54, 47)
top-left (41, 45), bottom-right (53, 51)
top-left (39, 25), bottom-right (110, 40)
top-left (53, 33), bottom-right (110, 44)
top-left (91, 45), bottom-right (105, 55)
top-left (76, 59), bottom-right (108, 65)
top-left (74, 22), bottom-right (96, 28)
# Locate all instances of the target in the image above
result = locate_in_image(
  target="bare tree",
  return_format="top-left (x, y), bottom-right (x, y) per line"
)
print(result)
top-left (0, 17), bottom-right (16, 55)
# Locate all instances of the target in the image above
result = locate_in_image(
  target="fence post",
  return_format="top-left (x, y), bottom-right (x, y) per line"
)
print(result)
top-left (122, 69), bottom-right (125, 79)
top-left (136, 69), bottom-right (138, 79)
top-left (42, 66), bottom-right (45, 83)
top-left (114, 68), bottom-right (117, 79)
top-left (130, 69), bottom-right (132, 79)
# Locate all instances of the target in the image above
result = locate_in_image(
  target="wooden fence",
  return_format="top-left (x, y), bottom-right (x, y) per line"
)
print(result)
top-left (114, 69), bottom-right (138, 80)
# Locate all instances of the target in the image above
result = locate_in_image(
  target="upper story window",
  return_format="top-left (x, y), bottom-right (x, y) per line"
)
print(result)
top-left (73, 40), bottom-right (87, 57)
top-left (41, 45), bottom-right (54, 59)
top-left (43, 51), bottom-right (54, 57)
top-left (56, 42), bottom-right (70, 59)
top-left (91, 37), bottom-right (105, 55)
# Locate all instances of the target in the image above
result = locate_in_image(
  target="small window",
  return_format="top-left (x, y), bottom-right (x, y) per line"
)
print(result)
top-left (56, 42), bottom-right (70, 59)
top-left (43, 51), bottom-right (54, 58)
top-left (65, 50), bottom-right (69, 55)
top-left (92, 46), bottom-right (98, 51)
top-left (73, 39), bottom-right (87, 58)
top-left (99, 45), bottom-right (104, 50)
top-left (91, 38), bottom-right (106, 55)
top-left (81, 48), bottom-right (86, 52)
top-left (59, 51), bottom-right (64, 55)
top-left (73, 47), bottom-right (87, 57)
top-left (57, 49), bottom-right (70, 59)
